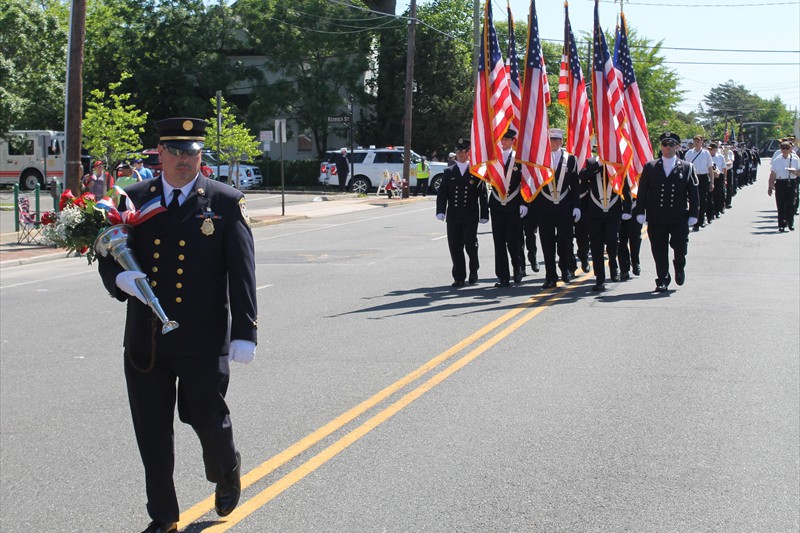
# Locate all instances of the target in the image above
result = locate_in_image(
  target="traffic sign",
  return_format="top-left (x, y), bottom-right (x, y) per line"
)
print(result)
top-left (327, 116), bottom-right (349, 123)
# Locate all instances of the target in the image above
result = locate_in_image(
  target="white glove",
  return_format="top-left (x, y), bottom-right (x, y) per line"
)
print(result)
top-left (688, 216), bottom-right (698, 227)
top-left (621, 213), bottom-right (632, 221)
top-left (229, 339), bottom-right (256, 364)
top-left (479, 218), bottom-right (489, 224)
top-left (436, 213), bottom-right (445, 221)
top-left (519, 205), bottom-right (528, 218)
top-left (636, 214), bottom-right (646, 225)
top-left (116, 270), bottom-right (147, 304)
top-left (572, 208), bottom-right (581, 223)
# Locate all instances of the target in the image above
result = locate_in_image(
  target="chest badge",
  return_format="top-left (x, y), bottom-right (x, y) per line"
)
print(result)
top-left (201, 217), bottom-right (215, 236)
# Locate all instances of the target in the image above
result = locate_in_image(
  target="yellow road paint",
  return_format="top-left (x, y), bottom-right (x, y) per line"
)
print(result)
top-left (199, 279), bottom-right (583, 532)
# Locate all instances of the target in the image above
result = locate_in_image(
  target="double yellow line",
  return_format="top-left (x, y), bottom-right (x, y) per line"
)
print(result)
top-left (178, 271), bottom-right (593, 531)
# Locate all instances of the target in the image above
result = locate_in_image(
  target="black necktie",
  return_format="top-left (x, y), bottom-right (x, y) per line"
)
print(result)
top-left (168, 189), bottom-right (181, 211)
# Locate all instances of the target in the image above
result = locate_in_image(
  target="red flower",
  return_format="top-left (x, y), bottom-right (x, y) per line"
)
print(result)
top-left (59, 190), bottom-right (75, 210)
top-left (41, 211), bottom-right (57, 225)
top-left (81, 192), bottom-right (96, 203)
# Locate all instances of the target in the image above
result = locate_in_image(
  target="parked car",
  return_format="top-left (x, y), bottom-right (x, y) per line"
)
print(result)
top-left (318, 146), bottom-right (447, 194)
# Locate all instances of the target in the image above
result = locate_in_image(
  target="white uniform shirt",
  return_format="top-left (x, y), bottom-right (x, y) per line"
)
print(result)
top-left (662, 155), bottom-right (678, 176)
top-left (770, 153), bottom-right (800, 180)
top-left (711, 153), bottom-right (726, 176)
top-left (684, 148), bottom-right (713, 175)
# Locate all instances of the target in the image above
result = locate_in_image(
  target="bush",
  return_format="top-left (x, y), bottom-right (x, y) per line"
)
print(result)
top-left (257, 159), bottom-right (321, 189)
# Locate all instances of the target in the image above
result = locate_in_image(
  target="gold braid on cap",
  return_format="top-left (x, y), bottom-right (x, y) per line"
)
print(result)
top-left (159, 136), bottom-right (205, 141)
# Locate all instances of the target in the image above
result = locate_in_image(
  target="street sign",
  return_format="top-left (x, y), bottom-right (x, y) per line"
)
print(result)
top-left (327, 116), bottom-right (349, 124)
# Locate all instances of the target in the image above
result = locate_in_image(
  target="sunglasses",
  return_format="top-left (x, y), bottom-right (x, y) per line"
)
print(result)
top-left (163, 145), bottom-right (201, 157)
top-left (661, 141), bottom-right (678, 147)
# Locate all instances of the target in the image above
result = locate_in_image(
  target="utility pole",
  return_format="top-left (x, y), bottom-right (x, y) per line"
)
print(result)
top-left (472, 0), bottom-right (480, 82)
top-left (64, 0), bottom-right (87, 195)
top-left (401, 0), bottom-right (416, 199)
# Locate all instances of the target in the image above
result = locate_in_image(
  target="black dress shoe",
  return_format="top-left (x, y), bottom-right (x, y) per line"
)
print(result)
top-left (142, 521), bottom-right (177, 533)
top-left (692, 225), bottom-right (700, 232)
top-left (790, 226), bottom-right (795, 231)
top-left (620, 271), bottom-right (631, 281)
top-left (591, 283), bottom-right (606, 292)
top-left (610, 270), bottom-right (620, 282)
top-left (654, 283), bottom-right (668, 293)
top-left (676, 271), bottom-right (685, 286)
top-left (451, 280), bottom-right (465, 287)
top-left (632, 265), bottom-right (641, 276)
top-left (216, 451), bottom-right (241, 517)
top-left (779, 227), bottom-right (785, 232)
top-left (494, 280), bottom-right (510, 288)
top-left (561, 272), bottom-right (571, 284)
top-left (513, 269), bottom-right (523, 283)
top-left (468, 272), bottom-right (478, 284)
top-left (542, 280), bottom-right (557, 289)
top-left (581, 259), bottom-right (590, 273)
top-left (531, 262), bottom-right (540, 273)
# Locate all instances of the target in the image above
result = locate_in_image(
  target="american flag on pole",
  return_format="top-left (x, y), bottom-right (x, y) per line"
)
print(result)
top-left (506, 4), bottom-right (522, 142)
top-left (592, 0), bottom-right (632, 195)
top-left (470, 0), bottom-right (514, 199)
top-left (557, 2), bottom-right (592, 173)
top-left (613, 12), bottom-right (651, 195)
top-left (516, 0), bottom-right (553, 201)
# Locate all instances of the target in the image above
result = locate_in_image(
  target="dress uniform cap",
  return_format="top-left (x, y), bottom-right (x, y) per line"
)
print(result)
top-left (455, 138), bottom-right (470, 151)
top-left (155, 117), bottom-right (207, 150)
top-left (502, 128), bottom-right (517, 139)
top-left (549, 128), bottom-right (564, 140)
top-left (659, 131), bottom-right (681, 144)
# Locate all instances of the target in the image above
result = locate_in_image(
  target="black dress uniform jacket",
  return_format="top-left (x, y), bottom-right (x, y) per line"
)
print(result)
top-left (581, 157), bottom-right (622, 219)
top-left (533, 149), bottom-right (580, 214)
top-left (436, 164), bottom-right (489, 223)
top-left (634, 157), bottom-right (699, 223)
top-left (98, 175), bottom-right (258, 363)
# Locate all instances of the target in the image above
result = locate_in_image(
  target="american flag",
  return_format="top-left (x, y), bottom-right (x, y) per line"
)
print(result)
top-left (470, 0), bottom-right (513, 199)
top-left (506, 5), bottom-right (522, 143)
top-left (592, 0), bottom-right (632, 194)
top-left (516, 0), bottom-right (553, 201)
top-left (557, 2), bottom-right (592, 172)
top-left (613, 13), bottom-right (651, 195)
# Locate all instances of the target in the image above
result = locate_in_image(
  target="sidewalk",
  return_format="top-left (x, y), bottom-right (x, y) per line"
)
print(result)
top-left (0, 193), bottom-right (429, 268)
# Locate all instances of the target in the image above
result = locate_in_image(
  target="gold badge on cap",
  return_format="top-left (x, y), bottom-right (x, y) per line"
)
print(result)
top-left (150, 185), bottom-right (156, 192)
top-left (182, 120), bottom-right (193, 131)
top-left (201, 217), bottom-right (215, 236)
top-left (197, 188), bottom-right (205, 196)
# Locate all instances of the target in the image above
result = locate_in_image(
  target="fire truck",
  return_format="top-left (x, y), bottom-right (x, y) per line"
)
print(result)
top-left (0, 130), bottom-right (66, 190)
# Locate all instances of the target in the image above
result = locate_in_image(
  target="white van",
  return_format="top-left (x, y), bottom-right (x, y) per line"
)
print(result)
top-left (0, 130), bottom-right (65, 189)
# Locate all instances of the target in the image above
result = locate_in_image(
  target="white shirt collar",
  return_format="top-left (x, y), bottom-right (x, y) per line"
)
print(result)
top-left (162, 174), bottom-right (200, 205)
top-left (455, 161), bottom-right (470, 174)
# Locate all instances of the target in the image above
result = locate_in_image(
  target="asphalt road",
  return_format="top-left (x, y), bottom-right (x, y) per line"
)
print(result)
top-left (0, 166), bottom-right (798, 532)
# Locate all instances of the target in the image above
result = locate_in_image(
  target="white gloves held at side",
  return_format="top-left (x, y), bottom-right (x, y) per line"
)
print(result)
top-left (636, 214), bottom-right (646, 225)
top-left (436, 213), bottom-right (445, 221)
top-left (688, 216), bottom-right (698, 227)
top-left (479, 218), bottom-right (489, 224)
top-left (621, 213), bottom-right (632, 221)
top-left (572, 208), bottom-right (581, 223)
top-left (116, 270), bottom-right (147, 304)
top-left (520, 205), bottom-right (528, 218)
top-left (229, 339), bottom-right (256, 364)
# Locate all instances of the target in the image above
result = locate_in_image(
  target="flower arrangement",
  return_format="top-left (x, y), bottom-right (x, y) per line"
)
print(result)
top-left (41, 191), bottom-right (112, 264)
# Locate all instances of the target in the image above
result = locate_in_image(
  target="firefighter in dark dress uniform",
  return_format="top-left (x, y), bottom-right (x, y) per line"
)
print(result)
top-left (97, 118), bottom-right (257, 533)
top-left (634, 131), bottom-right (699, 292)
top-left (580, 155), bottom-right (622, 291)
top-left (488, 129), bottom-right (526, 287)
top-left (436, 139), bottom-right (489, 287)
top-left (534, 129), bottom-right (581, 289)
top-left (618, 180), bottom-right (642, 280)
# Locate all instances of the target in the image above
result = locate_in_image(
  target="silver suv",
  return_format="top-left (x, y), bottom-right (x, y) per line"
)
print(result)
top-left (318, 146), bottom-right (447, 194)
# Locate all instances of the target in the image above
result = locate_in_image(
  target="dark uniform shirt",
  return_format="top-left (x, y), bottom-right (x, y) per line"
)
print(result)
top-left (634, 157), bottom-right (699, 224)
top-left (436, 163), bottom-right (489, 223)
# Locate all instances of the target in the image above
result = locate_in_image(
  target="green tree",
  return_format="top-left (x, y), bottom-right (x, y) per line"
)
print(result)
top-left (82, 73), bottom-right (148, 170)
top-left (0, 0), bottom-right (68, 135)
top-left (206, 97), bottom-right (261, 188)
top-left (235, 0), bottom-right (375, 157)
top-left (701, 80), bottom-right (794, 143)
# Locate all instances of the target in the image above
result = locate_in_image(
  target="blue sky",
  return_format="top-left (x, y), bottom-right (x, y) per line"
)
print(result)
top-left (397, 0), bottom-right (800, 116)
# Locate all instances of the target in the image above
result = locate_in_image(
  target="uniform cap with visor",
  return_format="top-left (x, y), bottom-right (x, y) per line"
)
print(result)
top-left (155, 117), bottom-right (207, 151)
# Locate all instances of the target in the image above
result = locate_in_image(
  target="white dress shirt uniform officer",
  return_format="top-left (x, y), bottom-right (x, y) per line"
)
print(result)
top-left (768, 142), bottom-right (799, 231)
top-left (436, 139), bottom-right (489, 287)
top-left (534, 129), bottom-right (581, 289)
top-left (98, 118), bottom-right (257, 533)
top-left (634, 132), bottom-right (700, 293)
top-left (683, 135), bottom-right (714, 231)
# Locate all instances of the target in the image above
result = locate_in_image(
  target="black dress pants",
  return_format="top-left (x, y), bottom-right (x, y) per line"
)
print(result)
top-left (646, 221), bottom-right (689, 286)
top-left (589, 216), bottom-right (620, 283)
top-left (696, 174), bottom-right (710, 226)
top-left (618, 217), bottom-right (642, 274)
top-left (125, 353), bottom-right (236, 523)
top-left (538, 211), bottom-right (573, 282)
top-left (712, 176), bottom-right (726, 217)
top-left (490, 208), bottom-right (521, 282)
top-left (446, 221), bottom-right (479, 282)
top-left (775, 179), bottom-right (797, 229)
top-left (519, 212), bottom-right (539, 271)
